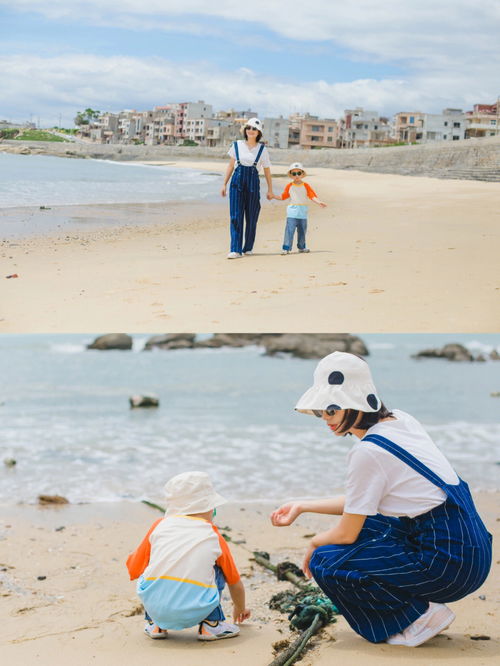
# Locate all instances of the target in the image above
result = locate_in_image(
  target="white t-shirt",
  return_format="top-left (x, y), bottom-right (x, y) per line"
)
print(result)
top-left (227, 140), bottom-right (271, 169)
top-left (344, 410), bottom-right (459, 518)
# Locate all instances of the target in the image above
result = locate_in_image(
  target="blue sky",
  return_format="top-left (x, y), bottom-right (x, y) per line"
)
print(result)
top-left (1, 1), bottom-right (499, 127)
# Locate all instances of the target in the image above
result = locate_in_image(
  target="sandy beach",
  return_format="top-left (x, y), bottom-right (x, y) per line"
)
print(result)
top-left (1, 161), bottom-right (499, 333)
top-left (1, 494), bottom-right (498, 666)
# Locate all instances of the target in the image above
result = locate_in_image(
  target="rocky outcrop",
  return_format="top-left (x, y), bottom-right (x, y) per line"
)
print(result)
top-left (87, 333), bottom-right (133, 350)
top-left (144, 333), bottom-right (196, 350)
top-left (411, 343), bottom-right (499, 362)
top-left (261, 334), bottom-right (368, 358)
top-left (129, 395), bottom-right (159, 408)
top-left (143, 333), bottom-right (368, 358)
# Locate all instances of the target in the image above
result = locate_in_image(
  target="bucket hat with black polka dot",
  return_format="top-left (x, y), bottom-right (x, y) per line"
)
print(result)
top-left (295, 351), bottom-right (381, 415)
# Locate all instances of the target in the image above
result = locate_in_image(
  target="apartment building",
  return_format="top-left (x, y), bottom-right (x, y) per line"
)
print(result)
top-left (263, 116), bottom-right (289, 148)
top-left (465, 101), bottom-right (500, 138)
top-left (339, 108), bottom-right (391, 148)
top-left (393, 109), bottom-right (466, 143)
top-left (299, 115), bottom-right (337, 149)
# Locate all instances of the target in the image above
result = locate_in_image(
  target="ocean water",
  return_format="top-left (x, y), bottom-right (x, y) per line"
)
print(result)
top-left (0, 152), bottom-right (219, 209)
top-left (0, 333), bottom-right (499, 505)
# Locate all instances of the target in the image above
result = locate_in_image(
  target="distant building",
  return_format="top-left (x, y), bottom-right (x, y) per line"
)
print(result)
top-left (263, 116), bottom-right (289, 148)
top-left (339, 108), bottom-right (391, 148)
top-left (393, 109), bottom-right (466, 143)
top-left (299, 115), bottom-right (337, 149)
top-left (465, 101), bottom-right (500, 138)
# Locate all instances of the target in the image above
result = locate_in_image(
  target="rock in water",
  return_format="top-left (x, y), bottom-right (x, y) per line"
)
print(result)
top-left (129, 395), bottom-right (160, 408)
top-left (87, 334), bottom-right (133, 350)
top-left (38, 495), bottom-right (69, 505)
top-left (3, 458), bottom-right (16, 468)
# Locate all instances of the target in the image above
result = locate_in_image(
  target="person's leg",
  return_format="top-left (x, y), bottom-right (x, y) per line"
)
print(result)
top-left (198, 566), bottom-right (240, 641)
top-left (203, 565), bottom-right (226, 622)
top-left (282, 217), bottom-right (297, 251)
top-left (242, 185), bottom-right (261, 253)
top-left (309, 515), bottom-right (429, 643)
top-left (297, 218), bottom-right (308, 250)
top-left (229, 178), bottom-right (245, 254)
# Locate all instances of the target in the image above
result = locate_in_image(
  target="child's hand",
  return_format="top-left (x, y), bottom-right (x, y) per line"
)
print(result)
top-left (270, 502), bottom-right (302, 526)
top-left (318, 202), bottom-right (327, 208)
top-left (233, 606), bottom-right (251, 623)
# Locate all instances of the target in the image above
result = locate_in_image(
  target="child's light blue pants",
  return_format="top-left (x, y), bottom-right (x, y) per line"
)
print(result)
top-left (283, 217), bottom-right (307, 251)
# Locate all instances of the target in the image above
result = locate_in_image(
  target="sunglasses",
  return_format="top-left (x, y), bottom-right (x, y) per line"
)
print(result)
top-left (312, 406), bottom-right (338, 418)
top-left (290, 171), bottom-right (303, 176)
top-left (245, 126), bottom-right (258, 131)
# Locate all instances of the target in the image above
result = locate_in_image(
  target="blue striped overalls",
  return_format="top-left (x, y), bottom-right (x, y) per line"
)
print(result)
top-left (309, 433), bottom-right (492, 643)
top-left (229, 141), bottom-right (265, 254)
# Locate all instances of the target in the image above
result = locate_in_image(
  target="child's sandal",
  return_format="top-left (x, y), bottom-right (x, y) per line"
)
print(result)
top-left (144, 621), bottom-right (168, 639)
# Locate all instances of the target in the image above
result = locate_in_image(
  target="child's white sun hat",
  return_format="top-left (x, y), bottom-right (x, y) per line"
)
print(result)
top-left (295, 351), bottom-right (381, 415)
top-left (288, 162), bottom-right (306, 175)
top-left (164, 471), bottom-right (227, 516)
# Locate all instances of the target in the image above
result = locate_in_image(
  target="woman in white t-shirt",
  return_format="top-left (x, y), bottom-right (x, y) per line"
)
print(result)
top-left (271, 352), bottom-right (492, 647)
top-left (221, 118), bottom-right (273, 259)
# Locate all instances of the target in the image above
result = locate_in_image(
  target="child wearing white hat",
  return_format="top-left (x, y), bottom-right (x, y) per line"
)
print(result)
top-left (127, 471), bottom-right (250, 641)
top-left (272, 163), bottom-right (326, 254)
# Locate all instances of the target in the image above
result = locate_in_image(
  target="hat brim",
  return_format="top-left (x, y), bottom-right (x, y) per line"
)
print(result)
top-left (295, 383), bottom-right (380, 415)
top-left (165, 491), bottom-right (227, 516)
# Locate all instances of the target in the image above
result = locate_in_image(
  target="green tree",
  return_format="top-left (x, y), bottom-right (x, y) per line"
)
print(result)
top-left (74, 108), bottom-right (101, 126)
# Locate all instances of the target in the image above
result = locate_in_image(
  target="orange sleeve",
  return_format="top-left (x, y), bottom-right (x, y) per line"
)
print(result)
top-left (280, 183), bottom-right (292, 200)
top-left (213, 525), bottom-right (241, 585)
top-left (304, 182), bottom-right (317, 199)
top-left (126, 518), bottom-right (163, 580)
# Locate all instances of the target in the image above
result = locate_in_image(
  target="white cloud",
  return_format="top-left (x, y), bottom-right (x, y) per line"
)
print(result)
top-left (1, 52), bottom-right (495, 127)
top-left (1, 2), bottom-right (499, 124)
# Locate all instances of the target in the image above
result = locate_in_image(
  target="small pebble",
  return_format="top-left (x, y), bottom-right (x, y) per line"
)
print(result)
top-left (478, 594), bottom-right (486, 600)
top-left (54, 526), bottom-right (65, 532)
top-left (470, 635), bottom-right (490, 641)
top-left (37, 575), bottom-right (47, 581)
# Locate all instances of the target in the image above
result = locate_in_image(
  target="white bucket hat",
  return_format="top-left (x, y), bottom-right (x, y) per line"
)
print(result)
top-left (295, 352), bottom-right (381, 415)
top-left (288, 162), bottom-right (306, 176)
top-left (245, 117), bottom-right (263, 133)
top-left (164, 471), bottom-right (227, 516)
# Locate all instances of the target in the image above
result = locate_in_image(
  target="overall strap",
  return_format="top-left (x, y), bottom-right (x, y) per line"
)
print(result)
top-left (233, 141), bottom-right (240, 166)
top-left (362, 433), bottom-right (447, 490)
top-left (253, 142), bottom-right (265, 167)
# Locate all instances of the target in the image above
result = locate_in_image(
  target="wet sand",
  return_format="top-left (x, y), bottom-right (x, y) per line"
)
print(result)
top-left (1, 495), bottom-right (498, 665)
top-left (1, 164), bottom-right (499, 332)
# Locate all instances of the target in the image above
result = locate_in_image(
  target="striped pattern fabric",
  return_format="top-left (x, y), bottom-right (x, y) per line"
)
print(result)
top-left (228, 142), bottom-right (265, 253)
top-left (309, 433), bottom-right (492, 643)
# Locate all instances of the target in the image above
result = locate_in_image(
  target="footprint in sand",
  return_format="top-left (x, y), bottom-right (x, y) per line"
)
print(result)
top-left (369, 289), bottom-right (385, 294)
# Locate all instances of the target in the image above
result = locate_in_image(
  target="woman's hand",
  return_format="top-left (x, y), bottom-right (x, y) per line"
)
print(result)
top-left (302, 541), bottom-right (316, 579)
top-left (221, 185), bottom-right (227, 197)
top-left (270, 502), bottom-right (302, 527)
top-left (266, 191), bottom-right (274, 200)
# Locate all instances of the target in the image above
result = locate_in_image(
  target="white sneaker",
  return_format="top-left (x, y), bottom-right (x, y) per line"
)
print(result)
top-left (281, 250), bottom-right (290, 255)
top-left (144, 620), bottom-right (168, 639)
top-left (298, 248), bottom-right (310, 253)
top-left (243, 251), bottom-right (253, 256)
top-left (227, 252), bottom-right (242, 259)
top-left (197, 620), bottom-right (240, 641)
top-left (386, 602), bottom-right (455, 647)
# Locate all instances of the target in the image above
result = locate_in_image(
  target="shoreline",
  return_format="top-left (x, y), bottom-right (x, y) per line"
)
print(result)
top-left (1, 495), bottom-right (498, 665)
top-left (1, 164), bottom-right (499, 332)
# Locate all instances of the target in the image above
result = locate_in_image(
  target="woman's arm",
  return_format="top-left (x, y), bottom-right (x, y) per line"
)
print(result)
top-left (263, 166), bottom-right (273, 199)
top-left (270, 496), bottom-right (345, 526)
top-left (302, 512), bottom-right (367, 578)
top-left (221, 157), bottom-right (236, 197)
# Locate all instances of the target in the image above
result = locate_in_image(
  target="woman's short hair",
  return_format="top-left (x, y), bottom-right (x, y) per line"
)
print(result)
top-left (242, 125), bottom-right (262, 142)
top-left (337, 402), bottom-right (393, 435)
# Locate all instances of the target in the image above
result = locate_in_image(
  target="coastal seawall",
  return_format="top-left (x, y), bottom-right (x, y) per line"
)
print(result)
top-left (1, 136), bottom-right (500, 181)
